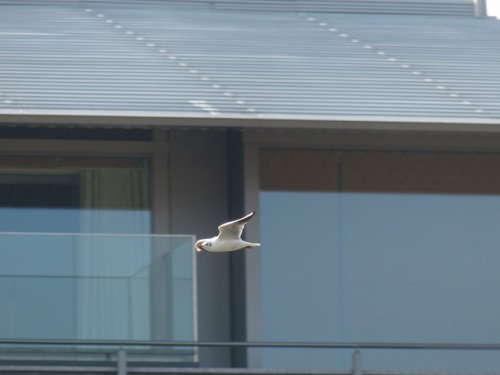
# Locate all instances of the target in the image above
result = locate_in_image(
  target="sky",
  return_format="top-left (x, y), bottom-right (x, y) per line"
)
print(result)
top-left (487, 0), bottom-right (500, 17)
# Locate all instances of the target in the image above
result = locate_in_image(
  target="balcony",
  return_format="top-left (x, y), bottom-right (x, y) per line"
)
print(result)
top-left (0, 232), bottom-right (197, 366)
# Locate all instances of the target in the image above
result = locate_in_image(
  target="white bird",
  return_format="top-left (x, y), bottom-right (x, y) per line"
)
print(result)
top-left (195, 212), bottom-right (261, 253)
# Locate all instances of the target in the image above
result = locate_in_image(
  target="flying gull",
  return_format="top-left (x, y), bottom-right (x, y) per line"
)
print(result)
top-left (195, 212), bottom-right (261, 252)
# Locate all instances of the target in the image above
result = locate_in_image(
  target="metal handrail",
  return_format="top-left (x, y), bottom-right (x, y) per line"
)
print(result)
top-left (1, 339), bottom-right (499, 375)
top-left (0, 338), bottom-right (499, 351)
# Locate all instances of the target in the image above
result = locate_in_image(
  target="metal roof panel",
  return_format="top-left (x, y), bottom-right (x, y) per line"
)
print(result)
top-left (0, 1), bottom-right (499, 127)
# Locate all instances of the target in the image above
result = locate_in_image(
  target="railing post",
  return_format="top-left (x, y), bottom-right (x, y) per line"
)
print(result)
top-left (117, 348), bottom-right (127, 375)
top-left (352, 350), bottom-right (362, 375)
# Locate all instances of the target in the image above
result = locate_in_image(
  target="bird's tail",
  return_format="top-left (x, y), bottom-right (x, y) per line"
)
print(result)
top-left (248, 242), bottom-right (261, 248)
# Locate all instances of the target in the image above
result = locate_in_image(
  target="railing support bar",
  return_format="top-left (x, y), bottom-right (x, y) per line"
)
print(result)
top-left (117, 348), bottom-right (127, 375)
top-left (352, 350), bottom-right (362, 375)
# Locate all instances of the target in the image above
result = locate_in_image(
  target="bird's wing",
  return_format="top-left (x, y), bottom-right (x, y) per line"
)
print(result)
top-left (217, 212), bottom-right (256, 240)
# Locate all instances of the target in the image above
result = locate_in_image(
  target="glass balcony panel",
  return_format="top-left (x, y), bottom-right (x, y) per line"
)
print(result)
top-left (0, 233), bottom-right (196, 364)
top-left (260, 191), bottom-right (500, 371)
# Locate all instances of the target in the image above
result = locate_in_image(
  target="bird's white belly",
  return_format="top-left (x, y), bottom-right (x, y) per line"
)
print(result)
top-left (210, 239), bottom-right (246, 252)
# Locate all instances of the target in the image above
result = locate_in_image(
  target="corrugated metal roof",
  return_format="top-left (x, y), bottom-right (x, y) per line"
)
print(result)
top-left (0, 0), bottom-right (477, 16)
top-left (81, 0), bottom-right (477, 16)
top-left (0, 1), bottom-right (499, 127)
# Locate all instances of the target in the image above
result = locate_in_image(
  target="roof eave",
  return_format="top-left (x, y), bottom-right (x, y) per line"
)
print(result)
top-left (1, 110), bottom-right (500, 133)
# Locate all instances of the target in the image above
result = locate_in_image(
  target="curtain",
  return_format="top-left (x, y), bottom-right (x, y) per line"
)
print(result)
top-left (76, 168), bottom-right (151, 340)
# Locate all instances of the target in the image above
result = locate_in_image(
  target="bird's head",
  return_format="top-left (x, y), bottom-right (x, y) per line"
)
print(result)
top-left (195, 239), bottom-right (211, 252)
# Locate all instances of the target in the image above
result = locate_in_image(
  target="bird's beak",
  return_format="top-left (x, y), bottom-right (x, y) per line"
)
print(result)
top-left (195, 243), bottom-right (203, 252)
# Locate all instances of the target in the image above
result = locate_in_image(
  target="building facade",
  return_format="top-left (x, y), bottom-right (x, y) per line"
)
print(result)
top-left (1, 0), bottom-right (500, 372)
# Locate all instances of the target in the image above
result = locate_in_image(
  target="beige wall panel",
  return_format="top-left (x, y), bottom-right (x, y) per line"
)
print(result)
top-left (261, 149), bottom-right (500, 195)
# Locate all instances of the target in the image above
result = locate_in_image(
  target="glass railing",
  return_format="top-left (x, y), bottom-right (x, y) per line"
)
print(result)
top-left (260, 191), bottom-right (500, 371)
top-left (0, 232), bottom-right (196, 364)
